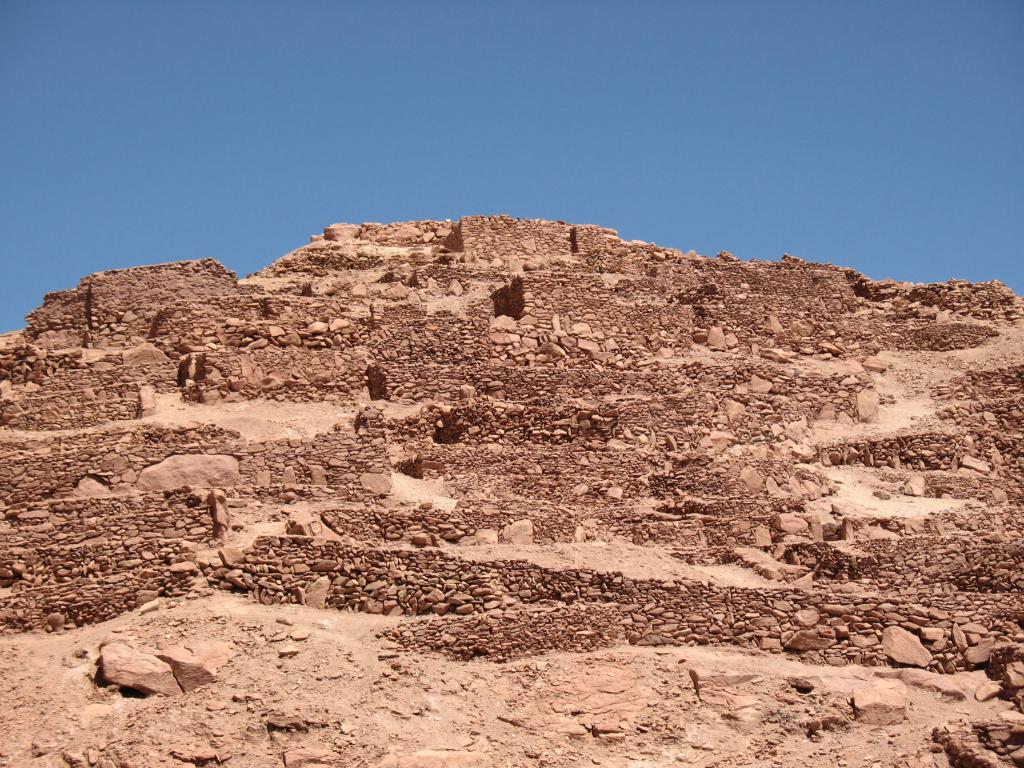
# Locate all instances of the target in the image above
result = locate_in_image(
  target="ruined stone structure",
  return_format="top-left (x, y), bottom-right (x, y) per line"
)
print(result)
top-left (1, 215), bottom-right (1023, 766)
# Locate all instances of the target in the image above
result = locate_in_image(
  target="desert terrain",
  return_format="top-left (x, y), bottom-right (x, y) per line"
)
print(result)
top-left (1, 215), bottom-right (1022, 767)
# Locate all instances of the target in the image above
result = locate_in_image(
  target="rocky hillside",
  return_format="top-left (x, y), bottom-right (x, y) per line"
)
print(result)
top-left (1, 215), bottom-right (1022, 767)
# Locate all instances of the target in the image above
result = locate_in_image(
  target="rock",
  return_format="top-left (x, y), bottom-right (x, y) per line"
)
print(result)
top-left (762, 348), bottom-right (796, 363)
top-left (862, 355), bottom-right (888, 373)
top-left (739, 465), bottom-right (765, 492)
top-left (785, 628), bottom-right (836, 651)
top-left (793, 609), bottom-right (820, 628)
top-left (359, 472), bottom-right (393, 495)
top-left (774, 513), bottom-right (808, 535)
top-left (707, 326), bottom-right (727, 350)
top-left (976, 681), bottom-right (1002, 701)
top-left (853, 680), bottom-right (908, 725)
top-left (700, 430), bottom-right (733, 453)
top-left (501, 519), bottom-right (534, 545)
top-left (74, 475), bottom-right (112, 497)
top-left (960, 455), bottom-right (991, 474)
top-left (138, 384), bottom-right (157, 417)
top-left (323, 223), bottom-right (360, 242)
top-left (856, 389), bottom-right (880, 423)
top-left (903, 475), bottom-right (926, 497)
top-left (121, 343), bottom-right (169, 366)
top-left (46, 612), bottom-right (65, 632)
top-left (218, 546), bottom-right (245, 567)
top-left (897, 668), bottom-right (966, 700)
top-left (965, 638), bottom-right (995, 665)
top-left (99, 642), bottom-right (181, 696)
top-left (1004, 661), bottom-right (1024, 690)
top-left (156, 640), bottom-right (234, 692)
top-left (882, 626), bottom-right (932, 667)
top-left (305, 575), bottom-right (332, 609)
top-left (474, 528), bottom-right (499, 544)
top-left (136, 455), bottom-right (240, 492)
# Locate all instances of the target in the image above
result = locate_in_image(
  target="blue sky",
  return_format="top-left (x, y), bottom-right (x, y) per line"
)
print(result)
top-left (1, 1), bottom-right (1021, 332)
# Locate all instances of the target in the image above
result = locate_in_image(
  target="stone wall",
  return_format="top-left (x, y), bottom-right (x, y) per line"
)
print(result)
top-left (26, 260), bottom-right (238, 344)
top-left (200, 535), bottom-right (1023, 671)
top-left (0, 491), bottom-right (221, 630)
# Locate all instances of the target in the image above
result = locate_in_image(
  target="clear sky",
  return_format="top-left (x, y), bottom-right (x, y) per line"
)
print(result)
top-left (1, 1), bottom-right (1022, 332)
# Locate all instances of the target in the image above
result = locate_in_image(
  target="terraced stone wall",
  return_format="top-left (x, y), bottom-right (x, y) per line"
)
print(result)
top-left (0, 491), bottom-right (220, 630)
top-left (202, 536), bottom-right (1023, 671)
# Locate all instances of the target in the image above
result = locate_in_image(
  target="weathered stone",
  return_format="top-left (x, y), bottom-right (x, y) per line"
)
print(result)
top-left (882, 626), bottom-right (931, 668)
top-left (359, 472), bottom-right (393, 495)
top-left (156, 640), bottom-right (234, 692)
top-left (100, 642), bottom-right (181, 696)
top-left (136, 455), bottom-right (240, 491)
top-left (853, 680), bottom-right (908, 725)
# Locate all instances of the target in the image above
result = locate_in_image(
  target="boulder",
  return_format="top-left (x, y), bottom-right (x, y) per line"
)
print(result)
top-left (121, 343), bottom-right (169, 366)
top-left (853, 680), bottom-right (908, 725)
top-left (903, 475), bottom-right (926, 497)
top-left (323, 223), bottom-right (360, 242)
top-left (138, 384), bottom-right (157, 417)
top-left (882, 626), bottom-right (931, 667)
top-left (862, 355), bottom-right (888, 373)
top-left (156, 640), bottom-right (234, 692)
top-left (960, 455), bottom-right (991, 474)
top-left (74, 475), bottom-right (112, 497)
top-left (359, 472), bottom-right (393, 495)
top-left (100, 642), bottom-right (181, 696)
top-left (706, 326), bottom-right (727, 350)
top-left (856, 389), bottom-right (880, 423)
top-left (739, 465), bottom-right (765, 492)
top-left (137, 455), bottom-right (240, 492)
top-left (965, 637), bottom-right (995, 665)
top-left (305, 575), bottom-right (332, 609)
top-left (785, 628), bottom-right (836, 651)
top-left (501, 519), bottom-right (534, 545)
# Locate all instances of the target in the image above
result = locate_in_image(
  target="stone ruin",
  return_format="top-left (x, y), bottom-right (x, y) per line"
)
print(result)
top-left (2, 214), bottom-right (1024, 765)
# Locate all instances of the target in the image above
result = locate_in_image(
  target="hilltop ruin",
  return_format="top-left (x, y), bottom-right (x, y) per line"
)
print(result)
top-left (1, 215), bottom-right (1022, 767)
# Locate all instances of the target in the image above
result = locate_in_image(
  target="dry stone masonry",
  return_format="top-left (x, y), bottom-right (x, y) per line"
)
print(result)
top-left (2, 214), bottom-right (1023, 766)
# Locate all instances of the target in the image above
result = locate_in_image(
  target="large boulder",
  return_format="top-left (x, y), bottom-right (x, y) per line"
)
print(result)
top-left (137, 455), bottom-right (240, 491)
top-left (853, 680), bottom-right (908, 725)
top-left (100, 641), bottom-right (181, 696)
top-left (121, 343), bottom-right (170, 366)
top-left (156, 640), bottom-right (234, 692)
top-left (882, 626), bottom-right (932, 667)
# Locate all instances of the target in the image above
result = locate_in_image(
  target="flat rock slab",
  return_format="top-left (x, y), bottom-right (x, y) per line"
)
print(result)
top-left (136, 454), bottom-right (240, 491)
